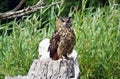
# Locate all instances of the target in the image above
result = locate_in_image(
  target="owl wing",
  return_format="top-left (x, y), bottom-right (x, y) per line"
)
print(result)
top-left (57, 28), bottom-right (76, 56)
top-left (67, 29), bottom-right (76, 55)
top-left (48, 29), bottom-right (61, 60)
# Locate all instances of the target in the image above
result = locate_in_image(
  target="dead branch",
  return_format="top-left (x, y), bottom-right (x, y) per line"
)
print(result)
top-left (11, 0), bottom-right (26, 11)
top-left (0, 0), bottom-right (63, 20)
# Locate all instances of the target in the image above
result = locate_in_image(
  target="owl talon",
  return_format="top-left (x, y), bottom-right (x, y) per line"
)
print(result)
top-left (62, 56), bottom-right (65, 59)
top-left (60, 55), bottom-right (68, 60)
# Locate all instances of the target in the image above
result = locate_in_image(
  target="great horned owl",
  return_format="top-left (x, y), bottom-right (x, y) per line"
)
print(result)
top-left (48, 16), bottom-right (76, 60)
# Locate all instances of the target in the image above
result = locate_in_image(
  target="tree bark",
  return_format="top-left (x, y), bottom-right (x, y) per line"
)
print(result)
top-left (5, 58), bottom-right (76, 79)
top-left (28, 58), bottom-right (75, 79)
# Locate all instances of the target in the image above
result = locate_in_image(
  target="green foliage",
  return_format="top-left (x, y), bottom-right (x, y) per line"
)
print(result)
top-left (73, 5), bottom-right (120, 79)
top-left (0, 0), bottom-right (120, 79)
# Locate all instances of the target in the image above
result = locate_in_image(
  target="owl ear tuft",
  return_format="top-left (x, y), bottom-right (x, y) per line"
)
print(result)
top-left (57, 16), bottom-right (62, 19)
top-left (57, 16), bottom-right (64, 22)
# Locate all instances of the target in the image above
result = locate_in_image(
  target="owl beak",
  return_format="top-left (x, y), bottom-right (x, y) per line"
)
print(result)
top-left (66, 23), bottom-right (71, 28)
top-left (63, 22), bottom-right (66, 26)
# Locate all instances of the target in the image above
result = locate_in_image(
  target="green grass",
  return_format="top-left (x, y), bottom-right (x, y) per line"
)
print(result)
top-left (74, 7), bottom-right (120, 79)
top-left (0, 1), bottom-right (120, 79)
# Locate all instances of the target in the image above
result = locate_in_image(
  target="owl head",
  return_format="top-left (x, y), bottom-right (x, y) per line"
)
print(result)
top-left (56, 16), bottom-right (71, 29)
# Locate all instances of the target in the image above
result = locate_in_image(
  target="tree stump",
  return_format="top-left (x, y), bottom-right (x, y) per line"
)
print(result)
top-left (5, 39), bottom-right (80, 79)
top-left (27, 57), bottom-right (75, 79)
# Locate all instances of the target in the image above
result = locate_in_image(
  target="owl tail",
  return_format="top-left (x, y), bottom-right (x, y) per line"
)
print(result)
top-left (50, 52), bottom-right (59, 60)
top-left (48, 47), bottom-right (59, 60)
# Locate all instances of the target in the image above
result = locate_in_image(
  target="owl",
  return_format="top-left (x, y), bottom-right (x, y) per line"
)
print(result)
top-left (48, 16), bottom-right (76, 60)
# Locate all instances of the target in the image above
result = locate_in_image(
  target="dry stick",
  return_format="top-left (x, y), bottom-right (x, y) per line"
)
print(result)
top-left (0, 0), bottom-right (63, 20)
top-left (11, 0), bottom-right (26, 11)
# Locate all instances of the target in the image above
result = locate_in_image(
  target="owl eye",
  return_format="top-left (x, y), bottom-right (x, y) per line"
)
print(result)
top-left (60, 18), bottom-right (65, 22)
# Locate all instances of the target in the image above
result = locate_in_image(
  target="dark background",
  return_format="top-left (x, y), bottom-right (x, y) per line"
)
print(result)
top-left (1, 0), bottom-right (120, 13)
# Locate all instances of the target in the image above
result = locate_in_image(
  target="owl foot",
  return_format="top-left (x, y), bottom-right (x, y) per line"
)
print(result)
top-left (60, 55), bottom-right (68, 60)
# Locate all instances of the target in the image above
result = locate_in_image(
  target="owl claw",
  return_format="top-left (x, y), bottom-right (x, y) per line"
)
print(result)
top-left (62, 56), bottom-right (65, 59)
top-left (60, 55), bottom-right (68, 60)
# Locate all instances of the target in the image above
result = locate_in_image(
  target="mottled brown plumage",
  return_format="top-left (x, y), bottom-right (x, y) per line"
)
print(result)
top-left (48, 16), bottom-right (76, 60)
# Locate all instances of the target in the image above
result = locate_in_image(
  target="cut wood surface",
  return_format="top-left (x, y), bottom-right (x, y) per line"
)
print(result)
top-left (5, 39), bottom-right (80, 79)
